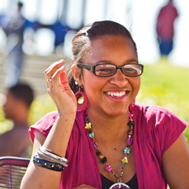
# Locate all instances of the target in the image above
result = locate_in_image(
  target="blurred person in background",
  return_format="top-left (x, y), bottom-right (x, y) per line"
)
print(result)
top-left (0, 83), bottom-right (34, 157)
top-left (1, 2), bottom-right (27, 87)
top-left (156, 0), bottom-right (179, 58)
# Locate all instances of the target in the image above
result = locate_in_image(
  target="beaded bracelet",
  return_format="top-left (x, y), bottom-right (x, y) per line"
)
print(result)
top-left (33, 155), bottom-right (64, 172)
top-left (38, 147), bottom-right (68, 167)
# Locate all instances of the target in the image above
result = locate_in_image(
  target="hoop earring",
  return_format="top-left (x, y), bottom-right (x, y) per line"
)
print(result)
top-left (75, 86), bottom-right (88, 112)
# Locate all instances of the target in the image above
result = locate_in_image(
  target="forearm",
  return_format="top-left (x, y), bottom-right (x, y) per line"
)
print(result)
top-left (42, 113), bottom-right (76, 156)
top-left (21, 162), bottom-right (62, 189)
top-left (21, 113), bottom-right (76, 189)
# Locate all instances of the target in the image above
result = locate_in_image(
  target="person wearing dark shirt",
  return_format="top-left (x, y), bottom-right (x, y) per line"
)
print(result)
top-left (0, 83), bottom-right (34, 157)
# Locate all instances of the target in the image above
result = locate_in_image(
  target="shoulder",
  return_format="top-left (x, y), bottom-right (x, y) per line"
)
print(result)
top-left (135, 104), bottom-right (170, 116)
top-left (133, 104), bottom-right (187, 154)
top-left (29, 110), bottom-right (86, 143)
top-left (133, 104), bottom-right (187, 134)
top-left (29, 111), bottom-right (59, 142)
top-left (134, 104), bottom-right (181, 120)
top-left (32, 111), bottom-right (59, 129)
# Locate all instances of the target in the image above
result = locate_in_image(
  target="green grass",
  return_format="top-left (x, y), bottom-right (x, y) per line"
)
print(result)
top-left (137, 59), bottom-right (189, 145)
top-left (0, 58), bottom-right (189, 146)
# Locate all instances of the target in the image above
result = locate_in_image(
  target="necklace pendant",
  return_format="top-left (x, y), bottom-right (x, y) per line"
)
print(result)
top-left (109, 182), bottom-right (130, 189)
top-left (110, 178), bottom-right (130, 189)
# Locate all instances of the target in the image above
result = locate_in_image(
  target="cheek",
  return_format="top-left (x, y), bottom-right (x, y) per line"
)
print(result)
top-left (130, 77), bottom-right (141, 92)
top-left (3, 101), bottom-right (10, 111)
top-left (82, 71), bottom-right (105, 94)
top-left (3, 103), bottom-right (11, 116)
top-left (134, 77), bottom-right (141, 93)
top-left (81, 70), bottom-right (96, 87)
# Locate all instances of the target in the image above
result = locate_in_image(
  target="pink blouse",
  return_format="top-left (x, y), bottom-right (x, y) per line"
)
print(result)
top-left (29, 104), bottom-right (187, 189)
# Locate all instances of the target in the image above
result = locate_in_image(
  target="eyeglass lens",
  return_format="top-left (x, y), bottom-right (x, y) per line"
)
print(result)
top-left (95, 64), bottom-right (142, 76)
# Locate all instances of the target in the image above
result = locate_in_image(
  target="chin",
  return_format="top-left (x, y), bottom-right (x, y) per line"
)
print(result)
top-left (104, 107), bottom-right (128, 117)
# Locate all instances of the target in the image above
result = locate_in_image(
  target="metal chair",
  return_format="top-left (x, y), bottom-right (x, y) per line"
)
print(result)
top-left (0, 156), bottom-right (30, 189)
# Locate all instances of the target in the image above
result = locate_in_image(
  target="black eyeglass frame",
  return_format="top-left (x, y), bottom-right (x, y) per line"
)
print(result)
top-left (77, 62), bottom-right (144, 77)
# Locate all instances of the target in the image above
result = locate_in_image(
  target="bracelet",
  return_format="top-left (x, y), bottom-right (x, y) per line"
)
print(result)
top-left (33, 155), bottom-right (64, 172)
top-left (37, 150), bottom-right (68, 167)
top-left (38, 147), bottom-right (68, 167)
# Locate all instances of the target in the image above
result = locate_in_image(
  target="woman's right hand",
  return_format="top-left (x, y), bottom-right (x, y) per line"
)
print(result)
top-left (44, 59), bottom-right (77, 116)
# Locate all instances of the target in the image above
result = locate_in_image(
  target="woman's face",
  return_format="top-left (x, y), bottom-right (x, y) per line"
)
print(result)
top-left (79, 35), bottom-right (140, 116)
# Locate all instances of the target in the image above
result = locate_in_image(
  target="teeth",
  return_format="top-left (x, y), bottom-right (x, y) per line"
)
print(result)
top-left (106, 91), bottom-right (126, 97)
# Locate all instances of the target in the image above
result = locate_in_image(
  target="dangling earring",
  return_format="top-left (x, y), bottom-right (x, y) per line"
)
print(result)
top-left (129, 99), bottom-right (135, 112)
top-left (75, 85), bottom-right (88, 112)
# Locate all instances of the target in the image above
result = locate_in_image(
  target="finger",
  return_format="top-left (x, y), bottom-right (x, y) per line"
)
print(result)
top-left (44, 59), bottom-right (65, 81)
top-left (51, 66), bottom-right (65, 86)
top-left (45, 59), bottom-right (65, 73)
top-left (46, 66), bottom-right (65, 95)
top-left (59, 71), bottom-right (70, 91)
top-left (45, 60), bottom-right (65, 89)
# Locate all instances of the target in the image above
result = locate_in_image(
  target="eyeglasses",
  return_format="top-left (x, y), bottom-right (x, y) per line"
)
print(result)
top-left (77, 63), bottom-right (143, 77)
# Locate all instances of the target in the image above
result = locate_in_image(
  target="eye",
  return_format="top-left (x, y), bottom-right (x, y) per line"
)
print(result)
top-left (122, 65), bottom-right (140, 76)
top-left (95, 64), bottom-right (115, 76)
top-left (96, 68), bottom-right (113, 72)
top-left (96, 65), bottom-right (115, 72)
top-left (125, 68), bottom-right (135, 71)
top-left (123, 67), bottom-right (136, 72)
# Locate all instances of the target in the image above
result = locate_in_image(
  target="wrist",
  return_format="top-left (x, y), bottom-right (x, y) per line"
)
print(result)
top-left (56, 112), bottom-right (76, 127)
top-left (57, 108), bottom-right (77, 118)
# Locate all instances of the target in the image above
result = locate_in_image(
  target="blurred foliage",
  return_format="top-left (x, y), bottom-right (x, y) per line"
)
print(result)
top-left (28, 93), bottom-right (56, 125)
top-left (137, 58), bottom-right (189, 146)
top-left (0, 106), bottom-right (13, 134)
top-left (0, 58), bottom-right (189, 148)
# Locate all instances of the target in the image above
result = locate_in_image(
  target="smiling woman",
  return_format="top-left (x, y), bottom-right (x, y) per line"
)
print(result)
top-left (20, 20), bottom-right (189, 189)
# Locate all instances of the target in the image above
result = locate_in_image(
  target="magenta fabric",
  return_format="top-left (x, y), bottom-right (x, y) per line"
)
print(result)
top-left (156, 2), bottom-right (178, 39)
top-left (29, 104), bottom-right (187, 189)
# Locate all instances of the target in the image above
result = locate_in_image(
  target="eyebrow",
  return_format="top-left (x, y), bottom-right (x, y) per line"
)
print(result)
top-left (125, 59), bottom-right (138, 63)
top-left (95, 59), bottom-right (138, 65)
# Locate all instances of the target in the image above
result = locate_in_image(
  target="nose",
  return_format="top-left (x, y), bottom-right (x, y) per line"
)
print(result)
top-left (109, 68), bottom-right (128, 87)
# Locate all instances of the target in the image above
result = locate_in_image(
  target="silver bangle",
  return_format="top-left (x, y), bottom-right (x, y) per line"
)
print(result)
top-left (38, 147), bottom-right (68, 167)
top-left (37, 150), bottom-right (67, 167)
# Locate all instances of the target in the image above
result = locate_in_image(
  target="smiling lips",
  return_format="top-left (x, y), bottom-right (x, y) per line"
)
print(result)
top-left (106, 91), bottom-right (129, 97)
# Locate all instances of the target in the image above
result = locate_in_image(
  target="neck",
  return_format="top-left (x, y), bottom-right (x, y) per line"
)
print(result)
top-left (87, 108), bottom-right (130, 144)
top-left (13, 110), bottom-right (29, 126)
